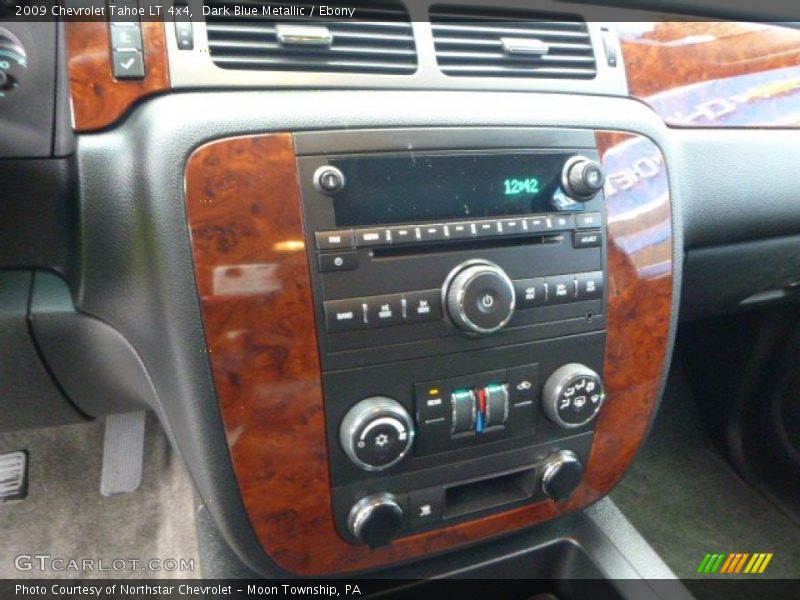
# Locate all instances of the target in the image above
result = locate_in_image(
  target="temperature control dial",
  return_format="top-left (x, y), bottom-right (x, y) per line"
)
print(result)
top-left (542, 450), bottom-right (584, 502)
top-left (562, 157), bottom-right (605, 200)
top-left (347, 492), bottom-right (404, 548)
top-left (340, 396), bottom-right (414, 472)
top-left (543, 363), bottom-right (606, 428)
top-left (444, 261), bottom-right (516, 335)
top-left (0, 28), bottom-right (27, 96)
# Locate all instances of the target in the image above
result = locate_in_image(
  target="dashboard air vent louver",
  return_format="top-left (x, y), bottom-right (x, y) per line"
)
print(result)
top-left (204, 0), bottom-right (417, 74)
top-left (430, 5), bottom-right (596, 79)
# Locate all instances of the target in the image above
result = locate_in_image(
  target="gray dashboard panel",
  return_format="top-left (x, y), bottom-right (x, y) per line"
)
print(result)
top-left (673, 128), bottom-right (800, 248)
top-left (75, 90), bottom-right (684, 576)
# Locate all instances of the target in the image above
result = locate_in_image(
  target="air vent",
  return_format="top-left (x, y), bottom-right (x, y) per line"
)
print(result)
top-left (430, 5), bottom-right (596, 79)
top-left (205, 0), bottom-right (417, 74)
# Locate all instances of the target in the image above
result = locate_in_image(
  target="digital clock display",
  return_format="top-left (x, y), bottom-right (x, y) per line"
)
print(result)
top-left (328, 151), bottom-right (584, 227)
top-left (504, 178), bottom-right (540, 196)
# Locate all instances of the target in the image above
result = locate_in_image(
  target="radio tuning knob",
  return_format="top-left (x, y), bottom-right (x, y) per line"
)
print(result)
top-left (444, 261), bottom-right (516, 335)
top-left (542, 363), bottom-right (606, 428)
top-left (562, 157), bottom-right (605, 200)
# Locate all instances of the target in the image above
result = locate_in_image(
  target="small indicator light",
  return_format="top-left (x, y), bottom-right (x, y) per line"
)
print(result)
top-left (429, 388), bottom-right (439, 396)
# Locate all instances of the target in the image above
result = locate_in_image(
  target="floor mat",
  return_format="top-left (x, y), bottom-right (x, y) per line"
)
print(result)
top-left (612, 365), bottom-right (800, 581)
top-left (0, 414), bottom-right (200, 579)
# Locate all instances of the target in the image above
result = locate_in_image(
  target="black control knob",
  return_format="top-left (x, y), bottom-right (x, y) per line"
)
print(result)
top-left (562, 157), bottom-right (605, 200)
top-left (444, 261), bottom-right (515, 335)
top-left (542, 450), bottom-right (584, 502)
top-left (543, 363), bottom-right (606, 428)
top-left (314, 165), bottom-right (346, 195)
top-left (0, 29), bottom-right (27, 96)
top-left (347, 492), bottom-right (404, 548)
top-left (340, 396), bottom-right (414, 472)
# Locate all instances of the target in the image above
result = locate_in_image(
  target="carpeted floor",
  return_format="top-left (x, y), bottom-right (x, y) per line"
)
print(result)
top-left (0, 413), bottom-right (200, 579)
top-left (612, 365), bottom-right (800, 581)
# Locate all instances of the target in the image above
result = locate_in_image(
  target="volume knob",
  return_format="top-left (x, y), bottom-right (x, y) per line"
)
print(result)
top-left (444, 260), bottom-right (515, 335)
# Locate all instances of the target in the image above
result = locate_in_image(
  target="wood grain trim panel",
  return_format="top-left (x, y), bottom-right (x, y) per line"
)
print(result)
top-left (619, 22), bottom-right (800, 127)
top-left (66, 21), bottom-right (169, 132)
top-left (184, 131), bottom-right (673, 575)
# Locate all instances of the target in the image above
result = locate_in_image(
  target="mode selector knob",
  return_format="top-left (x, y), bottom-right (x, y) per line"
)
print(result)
top-left (543, 363), bottom-right (606, 428)
top-left (562, 157), bottom-right (605, 200)
top-left (348, 492), bottom-right (404, 548)
top-left (340, 396), bottom-right (414, 472)
top-left (444, 260), bottom-right (516, 335)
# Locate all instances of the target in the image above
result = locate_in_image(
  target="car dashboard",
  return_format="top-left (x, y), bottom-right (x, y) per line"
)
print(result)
top-left (2, 0), bottom-right (800, 587)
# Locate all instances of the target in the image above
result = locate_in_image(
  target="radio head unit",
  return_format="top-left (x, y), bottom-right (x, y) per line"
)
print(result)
top-left (295, 129), bottom-right (609, 548)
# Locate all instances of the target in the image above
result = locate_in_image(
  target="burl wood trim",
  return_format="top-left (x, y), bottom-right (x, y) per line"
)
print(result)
top-left (184, 132), bottom-right (673, 575)
top-left (66, 21), bottom-right (169, 132)
top-left (619, 21), bottom-right (800, 127)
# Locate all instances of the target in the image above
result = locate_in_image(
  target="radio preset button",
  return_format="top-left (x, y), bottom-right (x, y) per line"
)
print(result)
top-left (576, 271), bottom-right (604, 300)
top-left (576, 212), bottom-right (602, 229)
top-left (574, 230), bottom-right (602, 249)
top-left (527, 216), bottom-right (550, 233)
top-left (500, 218), bottom-right (528, 236)
top-left (447, 222), bottom-right (474, 239)
top-left (404, 290), bottom-right (442, 323)
top-left (355, 228), bottom-right (389, 247)
top-left (545, 274), bottom-right (577, 305)
top-left (318, 251), bottom-right (358, 273)
top-left (514, 277), bottom-right (548, 309)
top-left (474, 220), bottom-right (499, 237)
top-left (315, 229), bottom-right (355, 251)
top-left (324, 299), bottom-right (365, 333)
top-left (419, 224), bottom-right (447, 242)
top-left (388, 225), bottom-right (416, 244)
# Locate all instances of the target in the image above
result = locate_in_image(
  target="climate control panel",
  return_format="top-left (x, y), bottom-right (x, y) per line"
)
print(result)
top-left (326, 334), bottom-right (607, 546)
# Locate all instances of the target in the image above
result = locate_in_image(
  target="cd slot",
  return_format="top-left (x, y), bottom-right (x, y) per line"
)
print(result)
top-left (372, 234), bottom-right (565, 259)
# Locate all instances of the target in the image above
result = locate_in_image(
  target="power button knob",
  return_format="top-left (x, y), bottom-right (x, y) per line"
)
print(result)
top-left (444, 261), bottom-right (516, 335)
top-left (314, 165), bottom-right (346, 195)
